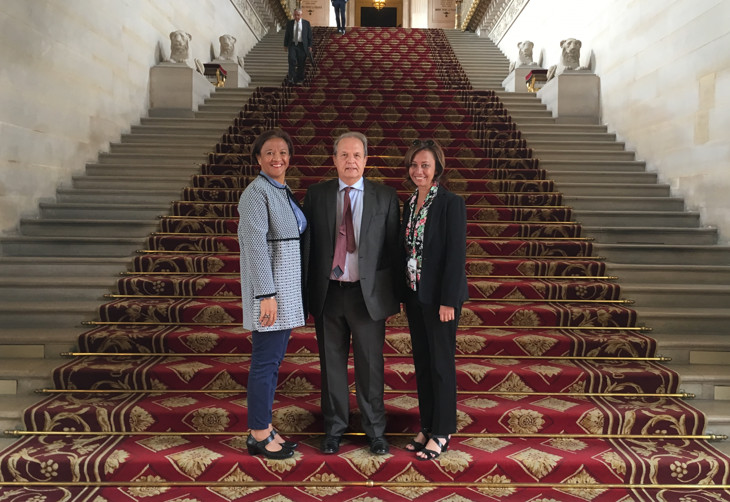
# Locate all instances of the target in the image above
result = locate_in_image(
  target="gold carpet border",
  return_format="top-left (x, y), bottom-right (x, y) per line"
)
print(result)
top-left (1, 481), bottom-right (728, 490)
top-left (5, 431), bottom-right (725, 441)
top-left (61, 352), bottom-right (667, 361)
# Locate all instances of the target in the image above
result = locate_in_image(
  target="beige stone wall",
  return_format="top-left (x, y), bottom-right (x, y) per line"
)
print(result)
top-left (489, 0), bottom-right (730, 242)
top-left (0, 0), bottom-right (264, 233)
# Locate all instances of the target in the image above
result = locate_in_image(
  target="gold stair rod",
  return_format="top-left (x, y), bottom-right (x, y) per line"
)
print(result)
top-left (169, 204), bottom-right (573, 209)
top-left (5, 430), bottom-right (724, 441)
top-left (120, 271), bottom-right (619, 280)
top-left (60, 352), bottom-right (670, 362)
top-left (134, 250), bottom-right (605, 259)
top-left (148, 232), bottom-right (593, 241)
top-left (36, 389), bottom-right (694, 399)
top-left (81, 321), bottom-right (651, 331)
top-left (102, 294), bottom-right (633, 304)
top-left (1, 481), bottom-right (728, 490)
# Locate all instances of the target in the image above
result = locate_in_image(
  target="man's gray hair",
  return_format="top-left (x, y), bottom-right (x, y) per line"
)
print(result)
top-left (333, 131), bottom-right (368, 157)
top-left (294, 7), bottom-right (302, 14)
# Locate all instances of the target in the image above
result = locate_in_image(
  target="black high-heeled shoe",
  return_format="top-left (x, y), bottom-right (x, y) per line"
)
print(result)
top-left (417, 434), bottom-right (450, 461)
top-left (405, 428), bottom-right (430, 452)
top-left (246, 431), bottom-right (294, 459)
top-left (273, 428), bottom-right (299, 449)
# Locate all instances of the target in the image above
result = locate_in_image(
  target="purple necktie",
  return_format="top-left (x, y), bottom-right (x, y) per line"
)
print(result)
top-left (332, 187), bottom-right (356, 279)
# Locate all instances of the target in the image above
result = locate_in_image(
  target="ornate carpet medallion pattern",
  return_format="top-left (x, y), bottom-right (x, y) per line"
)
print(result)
top-left (1, 26), bottom-right (729, 501)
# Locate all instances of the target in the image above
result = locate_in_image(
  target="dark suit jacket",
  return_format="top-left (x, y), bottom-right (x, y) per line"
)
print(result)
top-left (400, 185), bottom-right (469, 308)
top-left (284, 18), bottom-right (312, 51)
top-left (303, 178), bottom-right (401, 321)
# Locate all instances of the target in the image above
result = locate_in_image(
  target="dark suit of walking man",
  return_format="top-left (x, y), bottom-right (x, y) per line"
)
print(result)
top-left (303, 132), bottom-right (400, 455)
top-left (283, 8), bottom-right (312, 84)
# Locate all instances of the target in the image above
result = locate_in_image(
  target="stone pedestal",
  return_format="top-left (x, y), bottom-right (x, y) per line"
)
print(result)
top-left (502, 67), bottom-right (541, 93)
top-left (149, 63), bottom-right (213, 117)
top-left (212, 60), bottom-right (251, 88)
top-left (537, 71), bottom-right (600, 124)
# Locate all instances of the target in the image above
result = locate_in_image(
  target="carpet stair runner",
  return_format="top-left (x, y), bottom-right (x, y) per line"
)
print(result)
top-left (1, 27), bottom-right (730, 501)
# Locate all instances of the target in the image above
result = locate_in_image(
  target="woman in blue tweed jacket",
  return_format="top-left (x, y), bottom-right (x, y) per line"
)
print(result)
top-left (238, 129), bottom-right (307, 459)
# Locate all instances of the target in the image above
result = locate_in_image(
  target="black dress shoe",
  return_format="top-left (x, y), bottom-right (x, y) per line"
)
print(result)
top-left (368, 435), bottom-right (389, 455)
top-left (273, 428), bottom-right (298, 449)
top-left (321, 435), bottom-right (341, 454)
top-left (246, 431), bottom-right (294, 459)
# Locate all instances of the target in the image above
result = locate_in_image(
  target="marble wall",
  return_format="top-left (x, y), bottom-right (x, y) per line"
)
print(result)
top-left (487, 0), bottom-right (730, 242)
top-left (0, 0), bottom-right (265, 233)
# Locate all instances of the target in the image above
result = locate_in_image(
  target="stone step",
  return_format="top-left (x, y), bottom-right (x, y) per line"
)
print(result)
top-left (607, 263), bottom-right (730, 284)
top-left (622, 284), bottom-right (730, 309)
top-left (557, 182), bottom-right (670, 197)
top-left (0, 276), bottom-right (114, 302)
top-left (506, 109), bottom-right (555, 120)
top-left (39, 202), bottom-right (170, 220)
top-left (635, 307), bottom-right (730, 334)
top-left (536, 149), bottom-right (636, 161)
top-left (540, 159), bottom-right (646, 172)
top-left (72, 175), bottom-right (190, 190)
top-left (120, 133), bottom-right (220, 145)
top-left (597, 243), bottom-right (730, 266)
top-left (97, 152), bottom-right (208, 165)
top-left (690, 400), bottom-right (730, 440)
top-left (138, 117), bottom-right (233, 128)
top-left (0, 257), bottom-right (130, 277)
top-left (17, 218), bottom-right (158, 238)
top-left (56, 188), bottom-right (182, 204)
top-left (577, 210), bottom-right (700, 227)
top-left (656, 334), bottom-right (730, 365)
top-left (550, 171), bottom-right (657, 184)
top-left (530, 140), bottom-right (627, 152)
top-left (565, 196), bottom-right (685, 211)
top-left (0, 301), bottom-right (99, 328)
top-left (108, 143), bottom-right (213, 155)
top-left (0, 396), bottom-right (45, 435)
top-left (84, 163), bottom-right (201, 177)
top-left (670, 364), bottom-right (730, 401)
top-left (524, 131), bottom-right (617, 142)
top-left (0, 236), bottom-right (142, 257)
top-left (517, 123), bottom-right (609, 134)
top-left (585, 226), bottom-right (717, 245)
top-left (0, 358), bottom-right (58, 396)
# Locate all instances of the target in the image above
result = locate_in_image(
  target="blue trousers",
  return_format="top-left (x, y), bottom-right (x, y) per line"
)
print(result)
top-left (247, 329), bottom-right (291, 429)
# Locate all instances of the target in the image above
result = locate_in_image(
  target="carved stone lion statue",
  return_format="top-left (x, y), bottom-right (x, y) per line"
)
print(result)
top-left (547, 38), bottom-right (589, 80)
top-left (509, 40), bottom-right (537, 73)
top-left (169, 30), bottom-right (192, 63)
top-left (219, 34), bottom-right (237, 61)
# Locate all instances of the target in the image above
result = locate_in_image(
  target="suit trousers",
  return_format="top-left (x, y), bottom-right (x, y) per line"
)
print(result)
top-left (287, 44), bottom-right (306, 82)
top-left (315, 281), bottom-right (387, 438)
top-left (333, 3), bottom-right (346, 30)
top-left (404, 289), bottom-right (458, 435)
top-left (247, 328), bottom-right (291, 429)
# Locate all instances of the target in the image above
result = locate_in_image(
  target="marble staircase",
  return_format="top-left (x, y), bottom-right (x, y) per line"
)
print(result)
top-left (445, 29), bottom-right (730, 449)
top-left (0, 31), bottom-right (292, 448)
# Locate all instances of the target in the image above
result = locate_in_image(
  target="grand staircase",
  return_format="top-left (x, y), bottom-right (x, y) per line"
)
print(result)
top-left (1, 26), bottom-right (729, 501)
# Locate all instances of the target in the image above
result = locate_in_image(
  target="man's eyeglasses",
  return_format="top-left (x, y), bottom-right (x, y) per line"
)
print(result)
top-left (411, 139), bottom-right (435, 147)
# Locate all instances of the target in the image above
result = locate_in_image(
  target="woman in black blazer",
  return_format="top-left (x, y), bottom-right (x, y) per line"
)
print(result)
top-left (400, 139), bottom-right (469, 461)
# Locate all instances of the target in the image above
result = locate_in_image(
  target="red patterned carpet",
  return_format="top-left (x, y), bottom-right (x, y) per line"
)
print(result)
top-left (2, 27), bottom-right (730, 501)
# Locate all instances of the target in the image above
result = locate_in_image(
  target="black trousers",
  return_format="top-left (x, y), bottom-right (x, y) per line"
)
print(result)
top-left (287, 43), bottom-right (306, 82)
top-left (315, 281), bottom-right (387, 438)
top-left (404, 289), bottom-right (458, 436)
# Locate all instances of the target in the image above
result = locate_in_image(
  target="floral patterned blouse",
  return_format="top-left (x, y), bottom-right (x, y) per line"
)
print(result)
top-left (404, 183), bottom-right (439, 291)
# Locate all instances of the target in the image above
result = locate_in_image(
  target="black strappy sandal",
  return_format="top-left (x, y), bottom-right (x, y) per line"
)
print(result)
top-left (405, 428), bottom-right (430, 452)
top-left (417, 434), bottom-right (450, 461)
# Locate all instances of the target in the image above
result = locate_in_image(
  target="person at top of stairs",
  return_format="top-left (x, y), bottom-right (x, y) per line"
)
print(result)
top-left (400, 139), bottom-right (469, 461)
top-left (303, 131), bottom-right (401, 456)
top-left (284, 8), bottom-right (312, 85)
top-left (238, 129), bottom-right (307, 460)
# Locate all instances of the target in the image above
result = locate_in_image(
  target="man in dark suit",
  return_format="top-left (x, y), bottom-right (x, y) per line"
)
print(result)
top-left (283, 8), bottom-right (312, 84)
top-left (303, 132), bottom-right (400, 456)
top-left (331, 0), bottom-right (347, 34)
